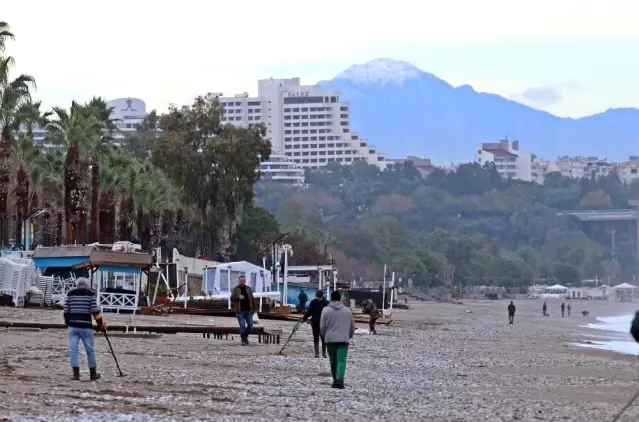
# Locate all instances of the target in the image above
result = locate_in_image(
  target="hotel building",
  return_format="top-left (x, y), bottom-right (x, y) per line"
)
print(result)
top-left (208, 77), bottom-right (388, 170)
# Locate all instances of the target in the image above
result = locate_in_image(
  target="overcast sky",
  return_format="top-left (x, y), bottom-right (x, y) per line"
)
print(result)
top-left (3, 0), bottom-right (637, 117)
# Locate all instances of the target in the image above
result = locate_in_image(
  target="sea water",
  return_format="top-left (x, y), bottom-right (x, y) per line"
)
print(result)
top-left (576, 314), bottom-right (639, 356)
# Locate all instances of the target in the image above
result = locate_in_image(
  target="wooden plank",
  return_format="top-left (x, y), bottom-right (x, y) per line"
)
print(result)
top-left (0, 320), bottom-right (281, 336)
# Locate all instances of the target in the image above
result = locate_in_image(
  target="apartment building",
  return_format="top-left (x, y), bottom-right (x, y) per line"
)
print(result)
top-left (208, 77), bottom-right (388, 170)
top-left (475, 139), bottom-right (532, 181)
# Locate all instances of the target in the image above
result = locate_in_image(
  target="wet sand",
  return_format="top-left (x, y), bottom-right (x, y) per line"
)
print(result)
top-left (0, 299), bottom-right (638, 421)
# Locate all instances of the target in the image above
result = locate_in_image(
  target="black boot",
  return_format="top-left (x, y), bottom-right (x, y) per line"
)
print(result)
top-left (72, 367), bottom-right (80, 381)
top-left (314, 343), bottom-right (320, 358)
top-left (335, 380), bottom-right (345, 389)
top-left (89, 367), bottom-right (101, 381)
top-left (321, 343), bottom-right (327, 358)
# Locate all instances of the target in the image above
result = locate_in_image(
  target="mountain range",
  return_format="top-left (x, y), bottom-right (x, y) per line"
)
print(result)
top-left (320, 59), bottom-right (639, 163)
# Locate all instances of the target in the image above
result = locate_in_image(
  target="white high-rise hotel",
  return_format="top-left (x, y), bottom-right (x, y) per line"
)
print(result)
top-left (209, 77), bottom-right (388, 170)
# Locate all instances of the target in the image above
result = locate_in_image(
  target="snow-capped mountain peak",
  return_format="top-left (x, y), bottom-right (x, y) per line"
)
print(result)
top-left (334, 58), bottom-right (423, 85)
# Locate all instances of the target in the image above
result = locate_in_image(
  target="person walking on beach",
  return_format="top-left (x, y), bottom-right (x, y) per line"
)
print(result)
top-left (561, 302), bottom-right (566, 317)
top-left (542, 301), bottom-right (547, 316)
top-left (297, 289), bottom-right (308, 312)
top-left (363, 298), bottom-right (381, 334)
top-left (63, 278), bottom-right (106, 381)
top-left (567, 302), bottom-right (572, 317)
top-left (507, 301), bottom-right (516, 324)
top-left (302, 290), bottom-right (330, 358)
top-left (320, 290), bottom-right (355, 389)
top-left (230, 275), bottom-right (256, 345)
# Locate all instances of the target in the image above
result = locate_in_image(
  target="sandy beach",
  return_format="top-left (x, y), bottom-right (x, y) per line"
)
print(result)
top-left (0, 298), bottom-right (638, 421)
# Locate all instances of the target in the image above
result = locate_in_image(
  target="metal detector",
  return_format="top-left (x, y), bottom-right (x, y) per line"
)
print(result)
top-left (277, 321), bottom-right (302, 355)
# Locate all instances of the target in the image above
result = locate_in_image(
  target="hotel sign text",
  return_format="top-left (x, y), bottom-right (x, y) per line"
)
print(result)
top-left (287, 91), bottom-right (309, 97)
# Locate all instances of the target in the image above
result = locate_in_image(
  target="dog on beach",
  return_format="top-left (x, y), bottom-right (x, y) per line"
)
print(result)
top-left (581, 311), bottom-right (589, 317)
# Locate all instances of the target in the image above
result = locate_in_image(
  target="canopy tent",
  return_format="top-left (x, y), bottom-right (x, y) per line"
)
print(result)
top-left (612, 282), bottom-right (638, 302)
top-left (545, 284), bottom-right (568, 294)
top-left (612, 282), bottom-right (636, 289)
top-left (202, 261), bottom-right (271, 297)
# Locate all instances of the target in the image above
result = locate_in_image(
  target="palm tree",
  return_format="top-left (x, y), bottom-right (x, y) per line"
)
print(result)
top-left (0, 53), bottom-right (36, 245)
top-left (11, 100), bottom-right (50, 246)
top-left (33, 150), bottom-right (64, 245)
top-left (12, 133), bottom-right (39, 246)
top-left (46, 103), bottom-right (99, 244)
top-left (0, 22), bottom-right (14, 53)
top-left (82, 98), bottom-right (116, 243)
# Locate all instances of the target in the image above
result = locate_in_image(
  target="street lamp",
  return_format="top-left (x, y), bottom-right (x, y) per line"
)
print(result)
top-left (271, 232), bottom-right (290, 285)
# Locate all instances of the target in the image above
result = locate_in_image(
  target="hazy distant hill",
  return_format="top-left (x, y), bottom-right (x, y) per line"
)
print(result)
top-left (320, 58), bottom-right (639, 163)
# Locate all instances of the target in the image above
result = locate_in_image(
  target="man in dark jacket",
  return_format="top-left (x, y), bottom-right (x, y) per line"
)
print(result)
top-left (230, 275), bottom-right (256, 345)
top-left (560, 302), bottom-right (566, 317)
top-left (297, 289), bottom-right (308, 313)
top-left (363, 298), bottom-right (381, 334)
top-left (508, 301), bottom-right (516, 324)
top-left (302, 290), bottom-right (329, 358)
top-left (63, 278), bottom-right (106, 381)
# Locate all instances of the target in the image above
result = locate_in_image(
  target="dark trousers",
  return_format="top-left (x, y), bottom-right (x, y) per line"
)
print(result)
top-left (369, 316), bottom-right (378, 333)
top-left (311, 324), bottom-right (325, 346)
top-left (508, 313), bottom-right (514, 324)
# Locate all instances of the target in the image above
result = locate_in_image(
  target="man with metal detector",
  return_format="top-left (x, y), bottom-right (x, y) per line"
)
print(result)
top-left (301, 290), bottom-right (329, 358)
top-left (320, 291), bottom-right (356, 389)
top-left (63, 277), bottom-right (107, 381)
top-left (230, 275), bottom-right (256, 346)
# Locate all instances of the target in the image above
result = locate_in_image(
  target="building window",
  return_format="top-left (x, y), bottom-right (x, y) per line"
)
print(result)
top-left (248, 101), bottom-right (260, 106)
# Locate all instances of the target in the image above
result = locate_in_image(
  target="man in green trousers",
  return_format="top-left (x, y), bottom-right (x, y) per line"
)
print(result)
top-left (320, 290), bottom-right (356, 389)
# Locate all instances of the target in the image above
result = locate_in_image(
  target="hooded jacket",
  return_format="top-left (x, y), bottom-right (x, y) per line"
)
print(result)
top-left (320, 301), bottom-right (356, 344)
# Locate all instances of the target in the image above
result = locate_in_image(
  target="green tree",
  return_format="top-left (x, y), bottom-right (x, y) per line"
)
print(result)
top-left (0, 25), bottom-right (36, 245)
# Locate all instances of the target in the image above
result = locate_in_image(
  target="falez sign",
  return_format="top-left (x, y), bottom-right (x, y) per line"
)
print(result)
top-left (287, 91), bottom-right (309, 97)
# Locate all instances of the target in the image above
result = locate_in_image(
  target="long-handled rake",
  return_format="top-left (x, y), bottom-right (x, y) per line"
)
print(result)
top-left (103, 330), bottom-right (125, 377)
top-left (277, 321), bottom-right (302, 355)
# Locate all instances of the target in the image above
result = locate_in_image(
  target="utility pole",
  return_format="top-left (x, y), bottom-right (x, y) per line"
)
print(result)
top-left (629, 200), bottom-right (639, 263)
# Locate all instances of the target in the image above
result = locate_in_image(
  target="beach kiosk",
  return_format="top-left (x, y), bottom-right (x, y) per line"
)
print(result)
top-left (31, 246), bottom-right (95, 300)
top-left (73, 249), bottom-right (154, 314)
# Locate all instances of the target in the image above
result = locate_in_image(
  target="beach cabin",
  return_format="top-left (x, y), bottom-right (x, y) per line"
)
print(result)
top-left (611, 282), bottom-right (638, 302)
top-left (566, 287), bottom-right (587, 299)
top-left (31, 246), bottom-right (95, 303)
top-left (73, 248), bottom-right (153, 313)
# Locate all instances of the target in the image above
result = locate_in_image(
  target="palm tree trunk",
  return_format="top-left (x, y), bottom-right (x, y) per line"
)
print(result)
top-left (99, 190), bottom-right (116, 243)
top-left (0, 126), bottom-right (12, 246)
top-left (15, 167), bottom-right (28, 247)
top-left (56, 210), bottom-right (63, 246)
top-left (90, 161), bottom-right (100, 243)
top-left (118, 196), bottom-right (134, 241)
top-left (64, 146), bottom-right (78, 243)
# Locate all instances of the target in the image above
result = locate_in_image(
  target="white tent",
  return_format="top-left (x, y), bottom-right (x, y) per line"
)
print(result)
top-left (612, 282), bottom-right (638, 301)
top-left (545, 284), bottom-right (568, 294)
top-left (612, 282), bottom-right (636, 289)
top-left (205, 261), bottom-right (270, 295)
top-left (174, 261), bottom-right (278, 309)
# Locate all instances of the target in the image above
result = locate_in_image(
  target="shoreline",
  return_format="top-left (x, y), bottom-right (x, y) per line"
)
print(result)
top-left (1, 300), bottom-right (639, 421)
